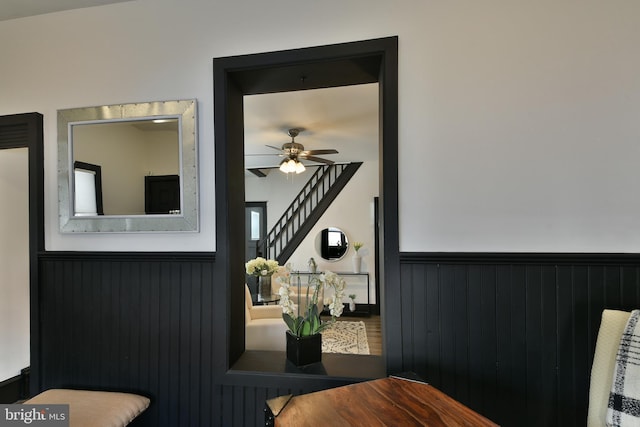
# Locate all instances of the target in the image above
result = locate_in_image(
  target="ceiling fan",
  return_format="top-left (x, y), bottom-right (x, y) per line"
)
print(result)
top-left (247, 128), bottom-right (339, 176)
top-left (267, 128), bottom-right (339, 165)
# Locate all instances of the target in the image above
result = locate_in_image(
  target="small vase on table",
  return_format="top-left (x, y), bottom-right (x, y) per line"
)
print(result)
top-left (308, 257), bottom-right (317, 274)
top-left (352, 255), bottom-right (361, 274)
top-left (352, 242), bottom-right (363, 273)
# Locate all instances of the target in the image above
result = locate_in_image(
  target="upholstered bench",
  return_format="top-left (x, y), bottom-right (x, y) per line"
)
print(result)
top-left (24, 389), bottom-right (150, 427)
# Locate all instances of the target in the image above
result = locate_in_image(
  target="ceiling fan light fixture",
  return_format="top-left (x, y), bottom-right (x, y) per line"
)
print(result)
top-left (279, 159), bottom-right (292, 173)
top-left (279, 157), bottom-right (306, 174)
top-left (279, 158), bottom-right (296, 173)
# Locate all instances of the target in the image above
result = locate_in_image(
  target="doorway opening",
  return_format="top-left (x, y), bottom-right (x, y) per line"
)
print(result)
top-left (245, 201), bottom-right (267, 293)
top-left (214, 37), bottom-right (399, 375)
top-left (0, 113), bottom-right (44, 399)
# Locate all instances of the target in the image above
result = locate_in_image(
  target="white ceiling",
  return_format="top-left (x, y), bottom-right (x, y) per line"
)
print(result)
top-left (0, 0), bottom-right (132, 21)
top-left (243, 83), bottom-right (379, 171)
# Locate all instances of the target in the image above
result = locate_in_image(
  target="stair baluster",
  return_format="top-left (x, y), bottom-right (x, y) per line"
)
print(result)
top-left (259, 162), bottom-right (362, 264)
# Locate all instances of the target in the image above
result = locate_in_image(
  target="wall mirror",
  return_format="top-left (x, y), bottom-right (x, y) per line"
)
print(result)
top-left (58, 99), bottom-right (198, 232)
top-left (315, 227), bottom-right (349, 261)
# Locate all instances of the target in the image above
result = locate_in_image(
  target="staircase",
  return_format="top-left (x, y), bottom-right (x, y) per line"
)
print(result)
top-left (260, 162), bottom-right (362, 264)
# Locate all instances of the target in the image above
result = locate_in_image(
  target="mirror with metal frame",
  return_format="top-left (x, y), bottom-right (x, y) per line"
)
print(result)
top-left (315, 227), bottom-right (349, 261)
top-left (58, 99), bottom-right (198, 232)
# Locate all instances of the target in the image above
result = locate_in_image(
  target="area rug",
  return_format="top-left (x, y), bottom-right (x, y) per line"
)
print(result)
top-left (321, 321), bottom-right (370, 355)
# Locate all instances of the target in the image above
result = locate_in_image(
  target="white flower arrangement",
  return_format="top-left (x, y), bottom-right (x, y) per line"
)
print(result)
top-left (245, 257), bottom-right (279, 277)
top-left (278, 268), bottom-right (346, 337)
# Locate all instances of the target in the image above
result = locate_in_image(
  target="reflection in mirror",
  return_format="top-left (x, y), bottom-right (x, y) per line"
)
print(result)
top-left (72, 119), bottom-right (179, 215)
top-left (316, 227), bottom-right (349, 261)
top-left (58, 99), bottom-right (198, 232)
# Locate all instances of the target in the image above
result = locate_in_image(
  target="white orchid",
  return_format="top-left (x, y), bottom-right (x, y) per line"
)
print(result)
top-left (278, 266), bottom-right (347, 337)
top-left (322, 271), bottom-right (346, 317)
top-left (278, 283), bottom-right (296, 317)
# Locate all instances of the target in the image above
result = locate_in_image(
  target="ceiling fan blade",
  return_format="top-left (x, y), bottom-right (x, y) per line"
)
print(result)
top-left (302, 149), bottom-right (339, 155)
top-left (301, 155), bottom-right (335, 165)
top-left (265, 144), bottom-right (283, 151)
top-left (246, 167), bottom-right (282, 177)
top-left (247, 168), bottom-right (268, 177)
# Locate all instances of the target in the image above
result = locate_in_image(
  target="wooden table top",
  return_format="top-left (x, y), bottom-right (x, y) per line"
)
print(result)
top-left (266, 376), bottom-right (499, 426)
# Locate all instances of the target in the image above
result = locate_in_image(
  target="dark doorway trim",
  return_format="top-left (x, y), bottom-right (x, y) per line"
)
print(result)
top-left (213, 37), bottom-right (400, 378)
top-left (144, 174), bottom-right (180, 214)
top-left (0, 113), bottom-right (44, 395)
top-left (73, 161), bottom-right (104, 215)
top-left (245, 201), bottom-right (267, 293)
top-left (245, 201), bottom-right (267, 257)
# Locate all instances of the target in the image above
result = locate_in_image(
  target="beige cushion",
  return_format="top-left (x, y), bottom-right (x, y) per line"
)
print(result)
top-left (245, 284), bottom-right (282, 320)
top-left (245, 283), bottom-right (288, 350)
top-left (587, 309), bottom-right (632, 427)
top-left (25, 389), bottom-right (150, 427)
top-left (246, 318), bottom-right (289, 351)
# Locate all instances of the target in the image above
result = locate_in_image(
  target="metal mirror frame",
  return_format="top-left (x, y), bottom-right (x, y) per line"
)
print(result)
top-left (58, 99), bottom-right (198, 233)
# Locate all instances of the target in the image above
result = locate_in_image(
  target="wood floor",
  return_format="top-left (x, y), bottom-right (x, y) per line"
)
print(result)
top-left (361, 314), bottom-right (382, 356)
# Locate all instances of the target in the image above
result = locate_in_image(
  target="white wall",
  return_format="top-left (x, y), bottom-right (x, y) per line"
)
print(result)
top-left (0, 148), bottom-right (30, 381)
top-left (1, 0), bottom-right (639, 252)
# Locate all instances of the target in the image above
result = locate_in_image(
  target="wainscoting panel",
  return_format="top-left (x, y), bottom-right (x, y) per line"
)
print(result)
top-left (38, 252), bottom-right (216, 426)
top-left (36, 252), bottom-right (360, 426)
top-left (36, 252), bottom-right (640, 426)
top-left (399, 254), bottom-right (640, 427)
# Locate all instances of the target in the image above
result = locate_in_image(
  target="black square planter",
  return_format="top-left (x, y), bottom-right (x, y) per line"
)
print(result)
top-left (286, 331), bottom-right (322, 366)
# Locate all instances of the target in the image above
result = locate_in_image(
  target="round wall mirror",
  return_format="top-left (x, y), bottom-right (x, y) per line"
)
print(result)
top-left (315, 227), bottom-right (349, 261)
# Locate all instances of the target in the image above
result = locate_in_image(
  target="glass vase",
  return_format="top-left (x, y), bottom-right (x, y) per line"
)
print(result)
top-left (258, 275), bottom-right (272, 298)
